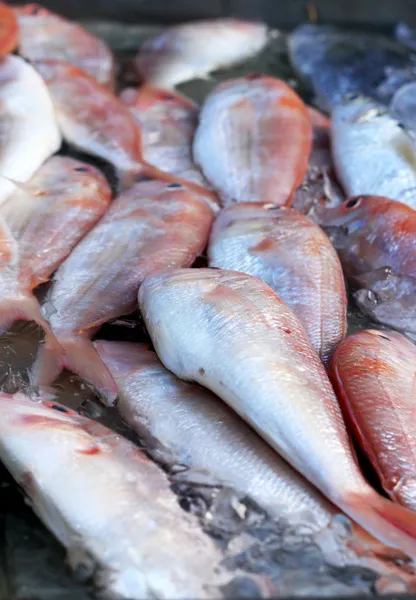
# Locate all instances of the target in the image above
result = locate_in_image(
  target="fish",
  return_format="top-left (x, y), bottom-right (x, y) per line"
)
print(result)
top-left (96, 339), bottom-right (334, 529)
top-left (319, 195), bottom-right (416, 339)
top-left (14, 3), bottom-right (115, 88)
top-left (395, 22), bottom-right (416, 52)
top-left (391, 82), bottom-right (416, 133)
top-left (208, 203), bottom-right (347, 365)
top-left (138, 268), bottom-right (416, 558)
top-left (0, 156), bottom-right (111, 336)
top-left (0, 2), bottom-right (19, 56)
top-left (120, 85), bottom-right (219, 212)
top-left (32, 180), bottom-right (214, 404)
top-left (193, 75), bottom-right (312, 207)
top-left (331, 96), bottom-right (416, 210)
top-left (0, 55), bottom-right (61, 206)
top-left (288, 24), bottom-right (416, 111)
top-left (293, 106), bottom-right (344, 217)
top-left (330, 329), bottom-right (416, 513)
top-left (0, 392), bottom-right (227, 599)
top-left (134, 19), bottom-right (270, 90)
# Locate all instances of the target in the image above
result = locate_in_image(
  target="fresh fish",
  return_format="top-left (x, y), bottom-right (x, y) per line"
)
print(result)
top-left (319, 195), bottom-right (416, 339)
top-left (330, 329), bottom-right (416, 512)
top-left (34, 60), bottom-right (218, 203)
top-left (32, 180), bottom-right (214, 404)
top-left (139, 268), bottom-right (416, 558)
top-left (0, 2), bottom-right (19, 56)
top-left (14, 3), bottom-right (115, 88)
top-left (208, 203), bottom-right (347, 364)
top-left (395, 22), bottom-right (416, 52)
top-left (0, 55), bottom-right (61, 206)
top-left (0, 156), bottom-right (111, 336)
top-left (120, 85), bottom-right (219, 211)
top-left (96, 340), bottom-right (334, 529)
top-left (293, 106), bottom-right (344, 217)
top-left (391, 82), bottom-right (416, 133)
top-left (193, 75), bottom-right (312, 207)
top-left (134, 19), bottom-right (269, 90)
top-left (0, 392), bottom-right (226, 599)
top-left (331, 96), bottom-right (416, 210)
top-left (288, 24), bottom-right (416, 111)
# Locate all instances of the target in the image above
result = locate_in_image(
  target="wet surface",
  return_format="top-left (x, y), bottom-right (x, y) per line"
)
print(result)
top-left (0, 20), bottom-right (414, 600)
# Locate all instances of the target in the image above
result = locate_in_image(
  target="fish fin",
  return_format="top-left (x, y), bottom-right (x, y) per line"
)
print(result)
top-left (31, 335), bottom-right (118, 406)
top-left (342, 490), bottom-right (416, 560)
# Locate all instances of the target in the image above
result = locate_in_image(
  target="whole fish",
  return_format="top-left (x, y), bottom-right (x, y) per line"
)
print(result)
top-left (391, 82), bottom-right (416, 133)
top-left (293, 106), bottom-right (344, 217)
top-left (319, 195), bottom-right (416, 339)
top-left (0, 2), bottom-right (18, 56)
top-left (208, 203), bottom-right (347, 364)
top-left (120, 85), bottom-right (218, 211)
top-left (0, 156), bottom-right (111, 335)
top-left (96, 340), bottom-right (334, 529)
top-left (193, 75), bottom-right (312, 207)
top-left (288, 24), bottom-right (416, 111)
top-left (331, 96), bottom-right (416, 210)
top-left (14, 3), bottom-right (115, 88)
top-left (0, 55), bottom-right (61, 206)
top-left (134, 19), bottom-right (269, 90)
top-left (0, 392), bottom-right (226, 599)
top-left (34, 61), bottom-right (218, 203)
top-left (139, 268), bottom-right (416, 558)
top-left (32, 180), bottom-right (214, 404)
top-left (330, 329), bottom-right (416, 512)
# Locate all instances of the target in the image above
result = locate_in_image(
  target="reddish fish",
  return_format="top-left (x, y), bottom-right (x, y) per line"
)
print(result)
top-left (319, 195), bottom-right (416, 339)
top-left (193, 75), bottom-right (312, 207)
top-left (14, 3), bottom-right (115, 88)
top-left (120, 85), bottom-right (219, 211)
top-left (208, 203), bottom-right (347, 364)
top-left (0, 2), bottom-right (18, 56)
top-left (139, 268), bottom-right (416, 558)
top-left (32, 180), bottom-right (214, 404)
top-left (330, 329), bottom-right (416, 512)
top-left (134, 19), bottom-right (269, 89)
top-left (34, 61), bottom-right (218, 204)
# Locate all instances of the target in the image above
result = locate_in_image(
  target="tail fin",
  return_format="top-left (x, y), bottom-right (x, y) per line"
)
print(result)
top-left (31, 335), bottom-right (118, 406)
top-left (342, 489), bottom-right (416, 560)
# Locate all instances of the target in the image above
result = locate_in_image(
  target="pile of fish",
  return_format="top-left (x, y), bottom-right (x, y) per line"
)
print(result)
top-left (1, 2), bottom-right (416, 598)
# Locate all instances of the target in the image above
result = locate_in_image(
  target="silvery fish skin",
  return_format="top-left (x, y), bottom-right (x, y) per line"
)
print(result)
top-left (139, 268), bottom-right (416, 558)
top-left (0, 156), bottom-right (111, 337)
top-left (208, 204), bottom-right (347, 365)
top-left (319, 195), bottom-right (416, 340)
top-left (120, 86), bottom-right (219, 212)
top-left (0, 1), bottom-right (18, 56)
top-left (331, 96), bottom-right (416, 210)
top-left (193, 75), bottom-right (312, 207)
top-left (134, 19), bottom-right (269, 90)
top-left (391, 82), bottom-right (416, 133)
top-left (288, 24), bottom-right (416, 111)
top-left (0, 393), bottom-right (226, 599)
top-left (32, 180), bottom-right (214, 404)
top-left (330, 330), bottom-right (416, 512)
top-left (96, 340), bottom-right (334, 530)
top-left (0, 55), bottom-right (61, 206)
top-left (293, 106), bottom-right (344, 217)
top-left (14, 3), bottom-right (115, 88)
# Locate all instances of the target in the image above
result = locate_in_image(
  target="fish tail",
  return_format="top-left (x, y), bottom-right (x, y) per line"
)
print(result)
top-left (341, 489), bottom-right (416, 560)
top-left (32, 335), bottom-right (118, 406)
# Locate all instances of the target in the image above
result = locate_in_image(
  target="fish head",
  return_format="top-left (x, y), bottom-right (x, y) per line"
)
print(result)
top-left (0, 392), bottom-right (82, 432)
top-left (211, 202), bottom-right (298, 237)
top-left (313, 195), bottom-right (372, 230)
top-left (333, 94), bottom-right (386, 125)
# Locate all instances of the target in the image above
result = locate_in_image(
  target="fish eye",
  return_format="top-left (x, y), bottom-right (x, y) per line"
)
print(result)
top-left (74, 167), bottom-right (90, 173)
top-left (345, 197), bottom-right (361, 209)
top-left (264, 204), bottom-right (282, 211)
top-left (246, 73), bottom-right (263, 81)
top-left (378, 334), bottom-right (391, 341)
top-left (167, 183), bottom-right (182, 189)
top-left (45, 402), bottom-right (69, 413)
top-left (162, 94), bottom-right (175, 101)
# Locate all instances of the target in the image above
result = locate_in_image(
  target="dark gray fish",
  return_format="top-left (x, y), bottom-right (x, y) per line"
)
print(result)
top-left (288, 24), bottom-right (416, 111)
top-left (391, 81), bottom-right (416, 133)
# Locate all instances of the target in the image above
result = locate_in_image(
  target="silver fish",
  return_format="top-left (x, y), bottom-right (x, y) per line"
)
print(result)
top-left (391, 82), bottom-right (416, 133)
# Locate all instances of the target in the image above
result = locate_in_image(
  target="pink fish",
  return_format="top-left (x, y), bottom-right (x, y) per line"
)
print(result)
top-left (208, 203), bottom-right (347, 364)
top-left (331, 330), bottom-right (416, 512)
top-left (193, 75), bottom-right (312, 207)
top-left (32, 180), bottom-right (214, 404)
top-left (0, 2), bottom-right (18, 56)
top-left (14, 3), bottom-right (115, 88)
top-left (134, 19), bottom-right (269, 89)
